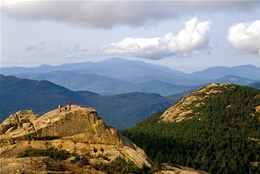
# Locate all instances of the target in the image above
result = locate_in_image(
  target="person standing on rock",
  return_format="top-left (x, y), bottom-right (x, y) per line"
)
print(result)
top-left (68, 100), bottom-right (72, 110)
top-left (58, 103), bottom-right (62, 113)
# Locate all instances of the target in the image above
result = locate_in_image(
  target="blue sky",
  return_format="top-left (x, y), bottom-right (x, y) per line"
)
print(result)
top-left (1, 1), bottom-right (260, 73)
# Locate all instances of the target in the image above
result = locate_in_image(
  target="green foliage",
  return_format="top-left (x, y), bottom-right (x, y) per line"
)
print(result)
top-left (122, 85), bottom-right (260, 173)
top-left (79, 156), bottom-right (90, 166)
top-left (70, 153), bottom-right (80, 164)
top-left (19, 145), bottom-right (90, 169)
top-left (18, 146), bottom-right (71, 161)
top-left (93, 156), bottom-right (152, 173)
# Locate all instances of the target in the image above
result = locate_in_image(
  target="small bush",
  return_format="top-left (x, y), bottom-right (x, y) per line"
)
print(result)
top-left (79, 156), bottom-right (90, 166)
top-left (50, 149), bottom-right (71, 161)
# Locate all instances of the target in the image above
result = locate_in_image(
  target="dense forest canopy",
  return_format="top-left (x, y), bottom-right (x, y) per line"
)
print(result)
top-left (122, 84), bottom-right (260, 174)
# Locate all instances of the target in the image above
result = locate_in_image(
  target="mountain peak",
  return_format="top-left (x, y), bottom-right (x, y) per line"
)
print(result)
top-left (159, 83), bottom-right (260, 123)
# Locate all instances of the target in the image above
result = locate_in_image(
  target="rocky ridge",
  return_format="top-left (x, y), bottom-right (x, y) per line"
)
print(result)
top-left (0, 105), bottom-right (152, 173)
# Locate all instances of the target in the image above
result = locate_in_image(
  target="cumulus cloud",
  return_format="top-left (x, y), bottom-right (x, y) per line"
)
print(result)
top-left (1, 1), bottom-right (259, 28)
top-left (227, 20), bottom-right (260, 55)
top-left (101, 18), bottom-right (212, 59)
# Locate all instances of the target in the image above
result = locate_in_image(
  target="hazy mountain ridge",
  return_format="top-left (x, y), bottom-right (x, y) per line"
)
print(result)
top-left (1, 57), bottom-right (259, 96)
top-left (191, 64), bottom-right (260, 80)
top-left (15, 71), bottom-right (198, 96)
top-left (0, 75), bottom-right (184, 129)
top-left (248, 81), bottom-right (260, 89)
top-left (1, 58), bottom-right (259, 81)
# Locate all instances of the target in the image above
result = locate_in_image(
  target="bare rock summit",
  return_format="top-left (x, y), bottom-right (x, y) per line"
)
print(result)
top-left (0, 105), bottom-right (152, 173)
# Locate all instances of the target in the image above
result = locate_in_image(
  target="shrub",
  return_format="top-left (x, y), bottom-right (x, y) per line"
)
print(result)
top-left (79, 156), bottom-right (90, 166)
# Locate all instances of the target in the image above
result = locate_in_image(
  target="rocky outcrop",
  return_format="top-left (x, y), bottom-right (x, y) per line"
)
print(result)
top-left (0, 105), bottom-right (152, 173)
top-left (0, 105), bottom-right (210, 174)
top-left (0, 106), bottom-right (129, 146)
top-left (0, 110), bottom-right (39, 135)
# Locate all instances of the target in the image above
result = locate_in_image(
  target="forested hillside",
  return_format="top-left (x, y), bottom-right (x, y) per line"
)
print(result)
top-left (0, 75), bottom-right (86, 116)
top-left (122, 84), bottom-right (260, 173)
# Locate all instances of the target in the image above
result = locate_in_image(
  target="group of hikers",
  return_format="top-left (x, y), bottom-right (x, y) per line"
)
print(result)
top-left (58, 100), bottom-right (72, 113)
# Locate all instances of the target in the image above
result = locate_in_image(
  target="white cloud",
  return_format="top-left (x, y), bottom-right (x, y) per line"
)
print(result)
top-left (227, 20), bottom-right (260, 55)
top-left (1, 1), bottom-right (259, 29)
top-left (101, 18), bottom-right (212, 59)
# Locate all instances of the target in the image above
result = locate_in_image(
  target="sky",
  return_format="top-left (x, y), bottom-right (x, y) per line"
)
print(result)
top-left (1, 1), bottom-right (260, 73)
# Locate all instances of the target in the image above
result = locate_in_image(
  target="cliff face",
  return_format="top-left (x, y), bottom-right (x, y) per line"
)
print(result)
top-left (0, 105), bottom-right (152, 173)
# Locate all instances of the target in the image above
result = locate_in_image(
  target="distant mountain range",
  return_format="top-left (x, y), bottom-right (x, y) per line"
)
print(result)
top-left (0, 75), bottom-right (187, 129)
top-left (14, 71), bottom-right (197, 96)
top-left (190, 64), bottom-right (260, 80)
top-left (1, 57), bottom-right (259, 95)
top-left (1, 57), bottom-right (259, 82)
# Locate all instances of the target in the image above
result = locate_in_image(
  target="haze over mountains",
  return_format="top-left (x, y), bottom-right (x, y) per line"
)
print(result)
top-left (1, 57), bottom-right (259, 96)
